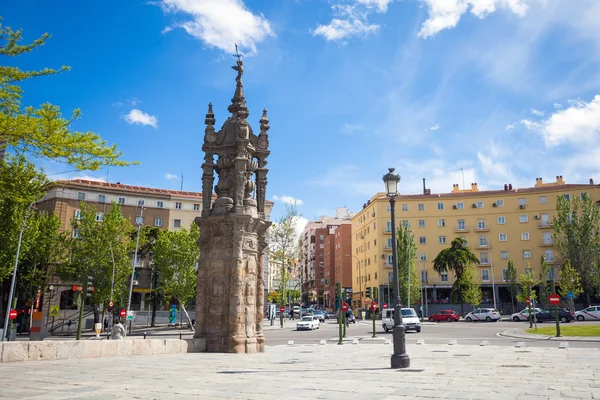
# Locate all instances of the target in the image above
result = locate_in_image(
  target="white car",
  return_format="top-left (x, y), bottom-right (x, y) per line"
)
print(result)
top-left (465, 308), bottom-right (501, 322)
top-left (381, 308), bottom-right (421, 333)
top-left (575, 306), bottom-right (600, 321)
top-left (511, 308), bottom-right (542, 322)
top-left (296, 316), bottom-right (319, 331)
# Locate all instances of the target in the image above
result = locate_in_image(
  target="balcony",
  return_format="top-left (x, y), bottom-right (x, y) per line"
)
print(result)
top-left (454, 225), bottom-right (469, 233)
top-left (383, 245), bottom-right (393, 251)
top-left (478, 260), bottom-right (491, 266)
top-left (540, 239), bottom-right (554, 247)
top-left (475, 243), bottom-right (490, 250)
top-left (474, 223), bottom-right (490, 232)
top-left (538, 222), bottom-right (552, 228)
top-left (546, 257), bottom-right (556, 264)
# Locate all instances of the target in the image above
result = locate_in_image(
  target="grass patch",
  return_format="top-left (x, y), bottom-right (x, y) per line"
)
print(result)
top-left (525, 325), bottom-right (600, 337)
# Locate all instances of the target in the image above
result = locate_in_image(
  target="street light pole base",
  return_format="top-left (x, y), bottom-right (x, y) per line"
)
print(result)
top-left (390, 353), bottom-right (410, 369)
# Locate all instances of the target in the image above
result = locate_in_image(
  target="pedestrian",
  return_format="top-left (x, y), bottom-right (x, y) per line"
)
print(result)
top-left (103, 317), bottom-right (109, 332)
top-left (111, 318), bottom-right (126, 340)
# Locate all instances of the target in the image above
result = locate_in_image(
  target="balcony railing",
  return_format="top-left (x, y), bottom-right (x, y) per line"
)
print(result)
top-left (474, 223), bottom-right (490, 232)
top-left (475, 243), bottom-right (490, 249)
top-left (384, 227), bottom-right (392, 234)
top-left (383, 245), bottom-right (393, 251)
top-left (538, 222), bottom-right (552, 228)
top-left (540, 239), bottom-right (554, 247)
top-left (479, 260), bottom-right (491, 266)
top-left (454, 225), bottom-right (469, 233)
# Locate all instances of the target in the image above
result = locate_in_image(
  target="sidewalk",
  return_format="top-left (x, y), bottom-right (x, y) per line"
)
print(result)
top-left (500, 328), bottom-right (600, 342)
top-left (0, 342), bottom-right (598, 399)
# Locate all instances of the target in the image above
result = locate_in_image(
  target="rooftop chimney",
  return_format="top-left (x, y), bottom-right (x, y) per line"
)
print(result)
top-left (590, 178), bottom-right (595, 185)
top-left (508, 183), bottom-right (513, 190)
top-left (504, 184), bottom-right (508, 191)
top-left (423, 178), bottom-right (426, 195)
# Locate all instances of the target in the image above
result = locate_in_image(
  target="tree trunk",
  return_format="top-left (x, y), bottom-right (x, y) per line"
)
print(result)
top-left (585, 291), bottom-right (591, 308)
top-left (151, 269), bottom-right (158, 327)
top-left (76, 276), bottom-right (88, 340)
top-left (180, 303), bottom-right (194, 332)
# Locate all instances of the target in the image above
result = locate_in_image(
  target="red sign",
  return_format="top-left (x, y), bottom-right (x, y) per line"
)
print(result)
top-left (9, 310), bottom-right (17, 320)
top-left (525, 297), bottom-right (531, 306)
top-left (342, 302), bottom-right (349, 312)
top-left (279, 306), bottom-right (285, 313)
top-left (383, 304), bottom-right (388, 309)
top-left (120, 309), bottom-right (126, 318)
top-left (548, 294), bottom-right (560, 306)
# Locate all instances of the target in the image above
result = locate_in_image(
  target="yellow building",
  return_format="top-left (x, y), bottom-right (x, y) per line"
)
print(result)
top-left (351, 176), bottom-right (600, 312)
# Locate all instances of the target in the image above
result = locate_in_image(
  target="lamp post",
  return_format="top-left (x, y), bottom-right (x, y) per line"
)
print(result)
top-left (346, 254), bottom-right (361, 309)
top-left (383, 167), bottom-right (410, 369)
top-left (127, 206), bottom-right (144, 334)
top-left (486, 241), bottom-right (497, 310)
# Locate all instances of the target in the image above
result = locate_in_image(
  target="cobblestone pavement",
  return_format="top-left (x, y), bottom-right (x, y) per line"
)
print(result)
top-left (0, 342), bottom-right (599, 400)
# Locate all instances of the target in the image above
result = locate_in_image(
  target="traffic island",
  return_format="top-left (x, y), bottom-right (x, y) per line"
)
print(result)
top-left (499, 327), bottom-right (600, 342)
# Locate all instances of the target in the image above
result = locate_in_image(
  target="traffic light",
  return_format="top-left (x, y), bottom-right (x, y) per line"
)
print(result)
top-left (365, 287), bottom-right (371, 298)
top-left (373, 287), bottom-right (379, 302)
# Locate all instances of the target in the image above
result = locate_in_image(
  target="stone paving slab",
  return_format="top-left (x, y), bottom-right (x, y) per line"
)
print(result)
top-left (0, 343), bottom-right (599, 399)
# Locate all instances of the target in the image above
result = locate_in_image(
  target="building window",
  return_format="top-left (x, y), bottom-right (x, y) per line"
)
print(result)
top-left (477, 219), bottom-right (486, 230)
top-left (500, 251), bottom-right (508, 259)
top-left (174, 219), bottom-right (182, 228)
top-left (548, 267), bottom-right (556, 281)
top-left (481, 269), bottom-right (490, 282)
top-left (419, 237), bottom-right (426, 244)
top-left (138, 199), bottom-right (145, 206)
top-left (77, 192), bottom-right (85, 201)
top-left (401, 204), bottom-right (408, 211)
top-left (437, 202), bottom-right (444, 210)
top-left (521, 232), bottom-right (530, 241)
top-left (518, 198), bottom-right (527, 206)
top-left (118, 197), bottom-right (125, 205)
top-left (155, 218), bottom-right (163, 227)
top-left (497, 216), bottom-right (505, 225)
top-left (75, 210), bottom-right (82, 220)
top-left (194, 204), bottom-right (200, 211)
top-left (499, 233), bottom-right (507, 241)
top-left (523, 250), bottom-right (532, 259)
top-left (98, 194), bottom-right (105, 203)
top-left (563, 194), bottom-right (571, 201)
top-left (439, 236), bottom-right (446, 244)
top-left (457, 219), bottom-right (466, 230)
top-left (387, 238), bottom-right (393, 248)
top-left (580, 192), bottom-right (588, 200)
top-left (418, 203), bottom-right (424, 211)
top-left (502, 268), bottom-right (509, 282)
top-left (135, 216), bottom-right (143, 225)
top-left (477, 201), bottom-right (484, 208)
top-left (544, 249), bottom-right (554, 262)
top-left (480, 253), bottom-right (489, 264)
top-left (418, 220), bottom-right (426, 228)
top-left (319, 244), bottom-right (324, 249)
top-left (386, 204), bottom-right (391, 211)
top-left (540, 196), bottom-right (547, 204)
top-left (438, 219), bottom-right (445, 227)
top-left (96, 212), bottom-right (104, 222)
top-left (401, 220), bottom-right (409, 227)
top-left (420, 253), bottom-right (427, 261)
top-left (176, 202), bottom-right (182, 210)
top-left (519, 215), bottom-right (528, 223)
top-left (386, 221), bottom-right (392, 232)
top-left (73, 229), bottom-right (80, 238)
top-left (456, 202), bottom-right (464, 209)
top-left (479, 235), bottom-right (487, 246)
top-left (421, 270), bottom-right (428, 283)
top-left (441, 271), bottom-right (448, 282)
top-left (387, 255), bottom-right (393, 265)
top-left (495, 199), bottom-right (504, 207)
top-left (157, 201), bottom-right (164, 208)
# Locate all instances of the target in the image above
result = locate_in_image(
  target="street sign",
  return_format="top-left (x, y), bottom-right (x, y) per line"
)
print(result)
top-left (342, 302), bottom-right (348, 312)
top-left (49, 306), bottom-right (59, 317)
top-left (279, 306), bottom-right (285, 313)
top-left (126, 315), bottom-right (134, 321)
top-left (120, 309), bottom-right (126, 318)
top-left (567, 292), bottom-right (574, 299)
top-left (548, 294), bottom-right (560, 306)
top-left (526, 297), bottom-right (531, 306)
top-left (9, 310), bottom-right (17, 320)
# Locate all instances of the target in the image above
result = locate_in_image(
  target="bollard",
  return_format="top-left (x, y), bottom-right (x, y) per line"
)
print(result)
top-left (179, 331), bottom-right (183, 340)
top-left (144, 332), bottom-right (147, 340)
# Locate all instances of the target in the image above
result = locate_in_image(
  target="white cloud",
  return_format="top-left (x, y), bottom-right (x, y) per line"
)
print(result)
top-left (505, 123), bottom-right (515, 130)
top-left (313, 1), bottom-right (390, 41)
top-left (124, 109), bottom-right (158, 128)
top-left (164, 173), bottom-right (179, 180)
top-left (430, 124), bottom-right (441, 131)
top-left (272, 195), bottom-right (304, 206)
top-left (356, 0), bottom-right (394, 12)
top-left (159, 0), bottom-right (274, 55)
top-left (530, 108), bottom-right (545, 116)
top-left (418, 0), bottom-right (529, 38)
top-left (72, 175), bottom-right (108, 183)
top-left (554, 103), bottom-right (563, 109)
top-left (341, 123), bottom-right (365, 134)
top-left (521, 95), bottom-right (600, 146)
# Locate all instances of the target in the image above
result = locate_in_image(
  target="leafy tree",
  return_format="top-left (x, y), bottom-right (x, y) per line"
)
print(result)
top-left (395, 224), bottom-right (420, 306)
top-left (153, 223), bottom-right (200, 331)
top-left (558, 261), bottom-right (583, 314)
top-left (516, 264), bottom-right (539, 328)
top-left (538, 255), bottom-right (552, 308)
top-left (0, 19), bottom-right (133, 169)
top-left (552, 192), bottom-right (600, 306)
top-left (62, 202), bottom-right (133, 339)
top-left (460, 266), bottom-right (482, 308)
top-left (433, 237), bottom-right (480, 315)
top-left (505, 260), bottom-right (518, 314)
top-left (130, 226), bottom-right (162, 326)
top-left (267, 204), bottom-right (301, 327)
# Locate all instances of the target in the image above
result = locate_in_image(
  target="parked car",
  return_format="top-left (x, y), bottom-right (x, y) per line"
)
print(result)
top-left (296, 316), bottom-right (320, 330)
top-left (534, 309), bottom-right (574, 323)
top-left (311, 310), bottom-right (327, 322)
top-left (428, 310), bottom-right (460, 322)
top-left (511, 308), bottom-right (542, 322)
top-left (575, 306), bottom-right (600, 321)
top-left (464, 308), bottom-right (501, 322)
top-left (381, 308), bottom-right (421, 332)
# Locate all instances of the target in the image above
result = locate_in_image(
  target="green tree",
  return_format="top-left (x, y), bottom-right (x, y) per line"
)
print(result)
top-left (134, 226), bottom-right (162, 327)
top-left (505, 260), bottom-right (518, 314)
top-left (433, 237), bottom-right (480, 316)
top-left (538, 255), bottom-right (552, 308)
top-left (62, 202), bottom-right (133, 339)
top-left (516, 264), bottom-right (539, 328)
top-left (153, 223), bottom-right (200, 331)
top-left (268, 204), bottom-right (301, 326)
top-left (552, 192), bottom-right (600, 306)
top-left (0, 19), bottom-right (133, 169)
top-left (558, 261), bottom-right (583, 314)
top-left (395, 224), bottom-right (420, 306)
top-left (460, 266), bottom-right (482, 308)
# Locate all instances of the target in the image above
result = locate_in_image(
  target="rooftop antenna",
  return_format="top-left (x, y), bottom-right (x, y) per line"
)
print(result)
top-left (460, 168), bottom-right (465, 190)
top-left (180, 173), bottom-right (184, 191)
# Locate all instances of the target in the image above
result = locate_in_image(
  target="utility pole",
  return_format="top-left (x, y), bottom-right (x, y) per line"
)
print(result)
top-left (127, 206), bottom-right (144, 334)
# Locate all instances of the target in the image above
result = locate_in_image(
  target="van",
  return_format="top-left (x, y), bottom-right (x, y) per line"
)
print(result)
top-left (381, 308), bottom-right (421, 333)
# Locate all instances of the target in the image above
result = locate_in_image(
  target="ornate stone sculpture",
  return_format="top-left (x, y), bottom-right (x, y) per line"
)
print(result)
top-left (195, 50), bottom-right (271, 353)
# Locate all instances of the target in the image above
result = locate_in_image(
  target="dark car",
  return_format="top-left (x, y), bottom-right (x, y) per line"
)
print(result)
top-left (534, 309), bottom-right (574, 323)
top-left (428, 310), bottom-right (461, 322)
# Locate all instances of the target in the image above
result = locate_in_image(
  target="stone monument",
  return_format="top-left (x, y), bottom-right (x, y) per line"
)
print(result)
top-left (194, 51), bottom-right (271, 353)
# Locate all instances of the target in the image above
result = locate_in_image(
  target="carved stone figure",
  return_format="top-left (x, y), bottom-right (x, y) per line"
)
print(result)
top-left (194, 48), bottom-right (271, 353)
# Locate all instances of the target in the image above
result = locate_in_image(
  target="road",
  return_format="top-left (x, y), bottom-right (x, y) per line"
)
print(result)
top-left (264, 318), bottom-right (600, 348)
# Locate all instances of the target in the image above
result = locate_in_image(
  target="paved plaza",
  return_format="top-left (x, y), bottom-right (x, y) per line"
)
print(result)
top-left (0, 341), bottom-right (599, 399)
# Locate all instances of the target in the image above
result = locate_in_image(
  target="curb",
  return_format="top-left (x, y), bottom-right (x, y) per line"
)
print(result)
top-left (498, 329), bottom-right (600, 343)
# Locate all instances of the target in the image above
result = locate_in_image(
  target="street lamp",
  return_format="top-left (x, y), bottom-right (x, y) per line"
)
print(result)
top-left (383, 167), bottom-right (410, 369)
top-left (127, 206), bottom-right (144, 333)
top-left (486, 241), bottom-right (497, 310)
top-left (346, 254), bottom-right (361, 308)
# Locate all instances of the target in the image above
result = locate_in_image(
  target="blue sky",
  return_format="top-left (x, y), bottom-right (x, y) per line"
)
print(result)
top-left (5, 0), bottom-right (600, 224)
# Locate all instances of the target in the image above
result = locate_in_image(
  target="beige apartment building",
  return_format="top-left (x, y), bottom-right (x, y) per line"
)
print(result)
top-left (350, 176), bottom-right (600, 313)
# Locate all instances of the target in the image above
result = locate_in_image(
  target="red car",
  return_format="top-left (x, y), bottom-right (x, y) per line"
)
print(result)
top-left (428, 310), bottom-right (461, 322)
